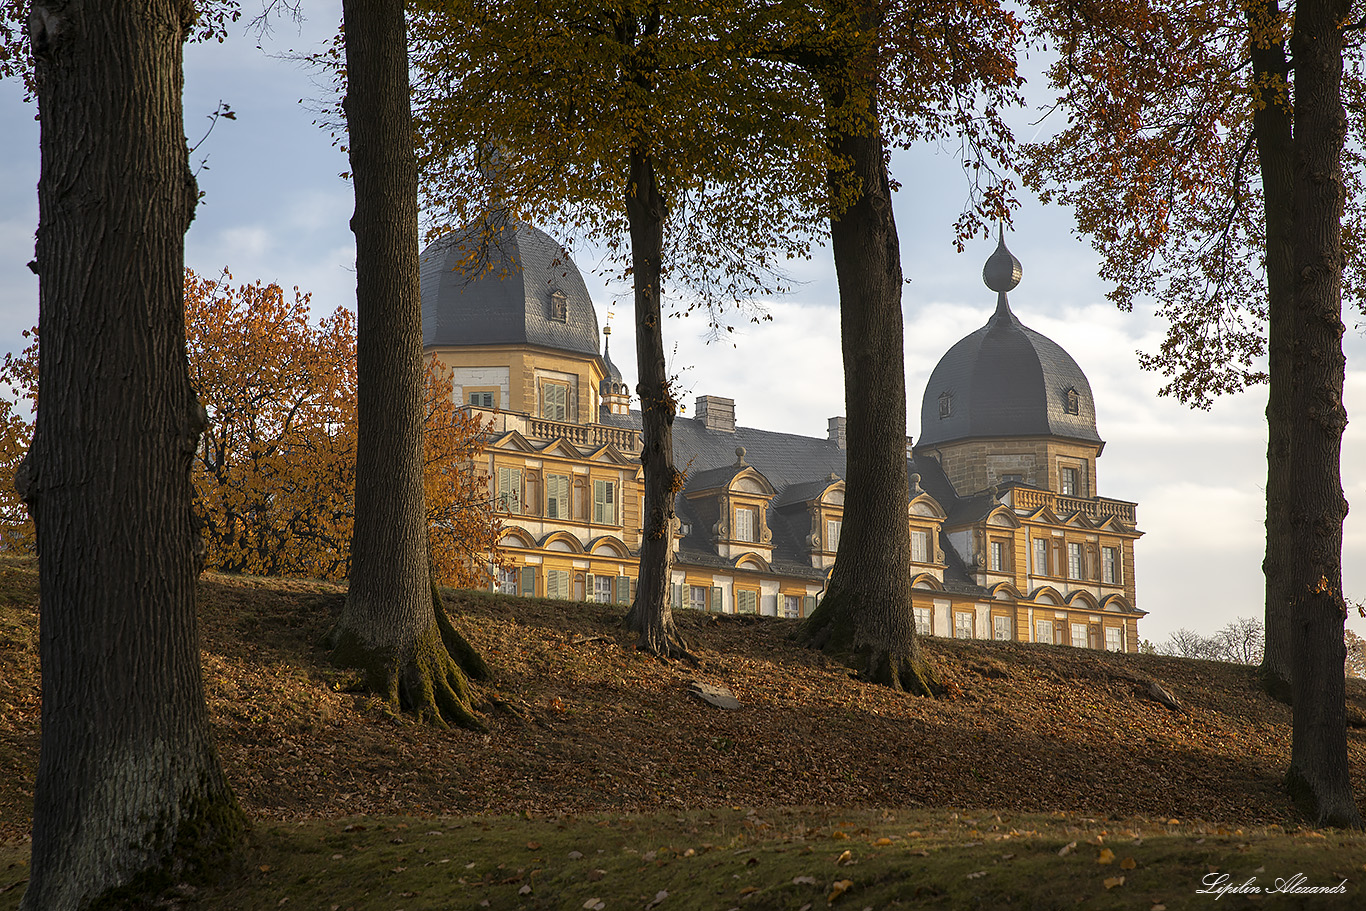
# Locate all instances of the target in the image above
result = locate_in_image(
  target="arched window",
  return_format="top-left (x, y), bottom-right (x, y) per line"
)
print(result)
top-left (938, 391), bottom-right (953, 419)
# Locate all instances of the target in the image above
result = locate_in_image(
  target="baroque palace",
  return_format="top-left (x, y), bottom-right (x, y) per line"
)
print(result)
top-left (421, 224), bottom-right (1145, 651)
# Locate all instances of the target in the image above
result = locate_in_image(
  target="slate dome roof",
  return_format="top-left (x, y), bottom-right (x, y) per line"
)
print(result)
top-left (600, 327), bottom-right (627, 396)
top-left (420, 218), bottom-right (600, 356)
top-left (918, 233), bottom-right (1101, 448)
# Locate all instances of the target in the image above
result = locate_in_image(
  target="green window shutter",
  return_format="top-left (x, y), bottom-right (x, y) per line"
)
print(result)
top-left (710, 587), bottom-right (722, 613)
top-left (520, 566), bottom-right (536, 597)
top-left (803, 595), bottom-right (816, 617)
top-left (670, 583), bottom-right (681, 610)
top-left (616, 575), bottom-right (629, 604)
top-left (585, 573), bottom-right (595, 602)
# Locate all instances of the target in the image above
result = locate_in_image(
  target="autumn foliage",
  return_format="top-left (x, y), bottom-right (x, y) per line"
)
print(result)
top-left (0, 269), bottom-right (501, 587)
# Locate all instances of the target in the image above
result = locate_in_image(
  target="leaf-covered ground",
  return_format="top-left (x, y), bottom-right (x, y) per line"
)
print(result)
top-left (3, 556), bottom-right (1365, 849)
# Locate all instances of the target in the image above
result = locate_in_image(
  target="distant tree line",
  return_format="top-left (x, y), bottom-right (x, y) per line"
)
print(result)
top-left (1147, 618), bottom-right (1366, 678)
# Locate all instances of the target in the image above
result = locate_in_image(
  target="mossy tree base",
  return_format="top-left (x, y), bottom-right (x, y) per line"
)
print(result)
top-left (328, 581), bottom-right (489, 732)
top-left (800, 588), bottom-right (942, 697)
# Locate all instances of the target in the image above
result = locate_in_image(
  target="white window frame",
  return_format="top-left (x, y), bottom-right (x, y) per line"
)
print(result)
top-left (592, 575), bottom-right (614, 603)
top-left (993, 615), bottom-right (1012, 641)
top-left (954, 611), bottom-right (973, 640)
top-left (1060, 466), bottom-right (1078, 496)
top-left (737, 590), bottom-right (758, 614)
top-left (688, 585), bottom-right (708, 612)
top-left (990, 540), bottom-right (1006, 572)
top-left (1067, 542), bottom-right (1083, 579)
top-left (1070, 622), bottom-right (1088, 649)
top-left (911, 529), bottom-right (929, 563)
top-left (468, 390), bottom-right (496, 408)
top-left (914, 606), bottom-right (933, 636)
top-left (1102, 546), bottom-right (1119, 584)
top-left (496, 567), bottom-right (518, 594)
top-left (783, 594), bottom-right (801, 619)
top-left (826, 518), bottom-right (842, 551)
top-left (1034, 538), bottom-right (1048, 576)
top-left (1035, 619), bottom-right (1053, 644)
top-left (1105, 626), bottom-right (1123, 652)
top-left (736, 507), bottom-right (757, 543)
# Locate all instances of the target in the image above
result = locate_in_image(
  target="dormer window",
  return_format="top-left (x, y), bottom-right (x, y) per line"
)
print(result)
top-left (938, 392), bottom-right (953, 419)
top-left (1064, 386), bottom-right (1081, 415)
top-left (549, 290), bottom-right (568, 322)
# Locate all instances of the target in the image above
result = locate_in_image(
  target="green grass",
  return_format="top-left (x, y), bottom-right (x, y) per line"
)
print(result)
top-left (4, 808), bottom-right (1363, 910)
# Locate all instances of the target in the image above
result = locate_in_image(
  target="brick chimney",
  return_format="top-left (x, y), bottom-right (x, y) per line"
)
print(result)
top-left (695, 395), bottom-right (735, 433)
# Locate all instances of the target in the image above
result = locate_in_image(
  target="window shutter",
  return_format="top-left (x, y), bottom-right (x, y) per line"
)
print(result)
top-left (615, 575), bottom-right (629, 604)
top-left (520, 566), bottom-right (535, 597)
top-left (585, 573), bottom-right (595, 602)
top-left (670, 583), bottom-right (682, 610)
top-left (803, 595), bottom-right (816, 617)
top-left (710, 587), bottom-right (722, 613)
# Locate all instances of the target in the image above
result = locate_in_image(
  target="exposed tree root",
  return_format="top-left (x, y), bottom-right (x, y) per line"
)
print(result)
top-left (624, 602), bottom-right (699, 665)
top-left (327, 575), bottom-right (489, 732)
top-left (800, 588), bottom-right (942, 697)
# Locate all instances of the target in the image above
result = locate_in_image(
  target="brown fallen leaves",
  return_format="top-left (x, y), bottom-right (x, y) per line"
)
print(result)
top-left (3, 564), bottom-right (1366, 842)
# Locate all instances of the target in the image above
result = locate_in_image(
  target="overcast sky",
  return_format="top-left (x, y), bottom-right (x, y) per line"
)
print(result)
top-left (1, 5), bottom-right (1363, 644)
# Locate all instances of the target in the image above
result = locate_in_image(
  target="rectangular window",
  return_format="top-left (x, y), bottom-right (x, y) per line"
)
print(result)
top-left (954, 612), bottom-right (973, 640)
top-left (594, 575), bottom-right (614, 603)
top-left (1034, 538), bottom-right (1049, 576)
top-left (519, 566), bottom-right (536, 597)
top-left (711, 587), bottom-right (723, 613)
top-left (1070, 622), bottom-right (1088, 649)
top-left (736, 507), bottom-right (757, 543)
top-left (467, 390), bottom-right (496, 408)
top-left (616, 575), bottom-right (631, 604)
top-left (1034, 619), bottom-right (1053, 644)
top-left (914, 606), bottom-right (932, 635)
top-left (541, 383), bottom-right (568, 421)
top-left (737, 590), bottom-right (758, 614)
top-left (990, 540), bottom-right (1006, 572)
top-left (593, 480), bottom-right (616, 525)
top-left (496, 567), bottom-right (517, 594)
top-left (826, 519), bottom-right (842, 552)
top-left (1102, 546), bottom-right (1119, 584)
top-left (1105, 626), bottom-right (1123, 652)
top-left (688, 585), bottom-right (708, 612)
top-left (545, 474), bottom-right (570, 520)
top-left (496, 467), bottom-right (522, 513)
top-left (911, 530), bottom-right (929, 563)
top-left (783, 595), bottom-right (801, 619)
top-left (1067, 542), bottom-right (1083, 579)
top-left (993, 615), bottom-right (1012, 641)
top-left (1060, 466), bottom-right (1078, 496)
top-left (546, 569), bottom-right (570, 600)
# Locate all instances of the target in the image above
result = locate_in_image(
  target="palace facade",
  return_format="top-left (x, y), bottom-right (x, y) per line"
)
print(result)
top-left (420, 223), bottom-right (1145, 651)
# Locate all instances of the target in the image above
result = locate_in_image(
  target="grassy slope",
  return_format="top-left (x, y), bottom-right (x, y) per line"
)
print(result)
top-left (1, 558), bottom-right (1365, 908)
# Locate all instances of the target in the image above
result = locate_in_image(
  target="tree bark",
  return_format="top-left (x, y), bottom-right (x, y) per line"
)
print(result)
top-left (329, 0), bottom-right (485, 730)
top-left (799, 57), bottom-right (938, 695)
top-left (622, 145), bottom-right (690, 659)
top-left (1248, 0), bottom-right (1297, 699)
top-left (21, 2), bottom-right (244, 907)
top-left (1283, 0), bottom-right (1361, 827)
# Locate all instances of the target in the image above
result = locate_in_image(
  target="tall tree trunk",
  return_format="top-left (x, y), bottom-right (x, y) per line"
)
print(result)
top-left (329, 0), bottom-right (486, 729)
top-left (799, 62), bottom-right (938, 695)
top-left (21, 2), bottom-right (244, 907)
top-left (1249, 0), bottom-right (1297, 699)
top-left (1283, 0), bottom-right (1361, 827)
top-left (623, 146), bottom-right (690, 658)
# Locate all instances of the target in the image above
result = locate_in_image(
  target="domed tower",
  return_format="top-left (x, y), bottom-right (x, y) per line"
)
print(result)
top-left (599, 325), bottom-right (630, 416)
top-left (916, 228), bottom-right (1104, 498)
top-left (420, 218), bottom-right (608, 423)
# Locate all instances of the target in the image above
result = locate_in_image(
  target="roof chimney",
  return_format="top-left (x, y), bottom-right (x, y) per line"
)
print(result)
top-left (695, 395), bottom-right (735, 433)
top-left (828, 416), bottom-right (846, 449)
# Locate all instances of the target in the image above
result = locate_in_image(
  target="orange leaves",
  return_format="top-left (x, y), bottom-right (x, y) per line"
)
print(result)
top-left (184, 268), bottom-right (500, 584)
